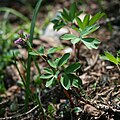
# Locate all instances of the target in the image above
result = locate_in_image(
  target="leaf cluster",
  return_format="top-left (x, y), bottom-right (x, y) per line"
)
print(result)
top-left (52, 2), bottom-right (105, 49)
top-left (40, 53), bottom-right (82, 90)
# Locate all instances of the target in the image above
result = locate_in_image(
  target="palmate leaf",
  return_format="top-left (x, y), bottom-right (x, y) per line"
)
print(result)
top-left (81, 38), bottom-right (100, 49)
top-left (52, 14), bottom-right (61, 25)
top-left (44, 71), bottom-right (59, 87)
top-left (80, 24), bottom-right (99, 37)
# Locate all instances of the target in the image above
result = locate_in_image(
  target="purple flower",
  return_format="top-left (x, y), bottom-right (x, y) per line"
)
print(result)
top-left (18, 30), bottom-right (23, 35)
top-left (14, 38), bottom-right (25, 46)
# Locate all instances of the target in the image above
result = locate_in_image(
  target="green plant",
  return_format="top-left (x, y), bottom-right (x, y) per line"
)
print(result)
top-left (52, 3), bottom-right (104, 61)
top-left (14, 1), bottom-right (104, 119)
top-left (13, 0), bottom-right (46, 118)
top-left (101, 50), bottom-right (120, 71)
top-left (50, 2), bottom-right (104, 88)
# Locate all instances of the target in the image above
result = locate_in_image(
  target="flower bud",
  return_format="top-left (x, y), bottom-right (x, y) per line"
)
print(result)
top-left (18, 29), bottom-right (23, 35)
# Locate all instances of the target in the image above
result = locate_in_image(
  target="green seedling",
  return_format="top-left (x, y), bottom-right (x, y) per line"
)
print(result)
top-left (14, 1), bottom-right (104, 118)
top-left (101, 51), bottom-right (120, 71)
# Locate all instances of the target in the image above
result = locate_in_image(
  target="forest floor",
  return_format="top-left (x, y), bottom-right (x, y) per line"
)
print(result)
top-left (0, 0), bottom-right (120, 120)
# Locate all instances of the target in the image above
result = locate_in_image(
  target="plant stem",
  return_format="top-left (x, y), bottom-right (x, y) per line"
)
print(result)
top-left (117, 64), bottom-right (120, 72)
top-left (35, 91), bottom-right (46, 120)
top-left (25, 0), bottom-right (42, 111)
top-left (13, 52), bottom-right (26, 89)
top-left (33, 57), bottom-right (41, 75)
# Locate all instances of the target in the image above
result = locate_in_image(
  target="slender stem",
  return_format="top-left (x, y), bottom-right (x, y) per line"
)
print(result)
top-left (33, 57), bottom-right (41, 75)
top-left (35, 91), bottom-right (46, 120)
top-left (13, 52), bottom-right (35, 103)
top-left (13, 53), bottom-right (26, 88)
top-left (117, 64), bottom-right (120, 72)
top-left (25, 0), bottom-right (42, 111)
